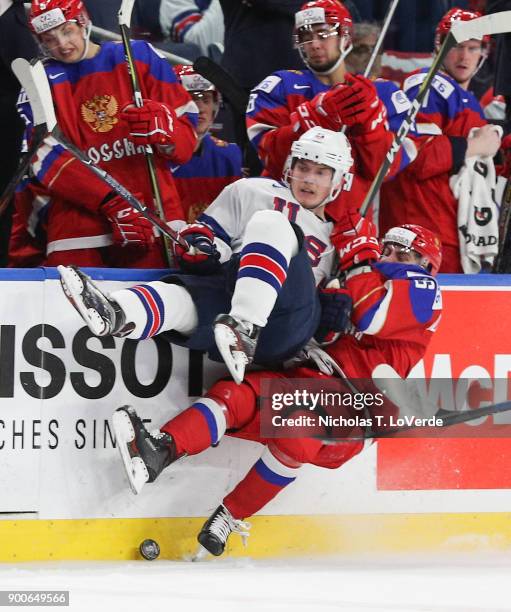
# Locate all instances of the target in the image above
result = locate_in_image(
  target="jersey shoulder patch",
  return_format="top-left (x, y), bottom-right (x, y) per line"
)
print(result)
top-left (391, 88), bottom-right (411, 113)
top-left (431, 74), bottom-right (455, 100)
top-left (253, 74), bottom-right (282, 94)
top-left (403, 70), bottom-right (455, 100)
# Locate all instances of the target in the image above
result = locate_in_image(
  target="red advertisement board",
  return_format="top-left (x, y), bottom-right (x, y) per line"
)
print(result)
top-left (378, 280), bottom-right (511, 490)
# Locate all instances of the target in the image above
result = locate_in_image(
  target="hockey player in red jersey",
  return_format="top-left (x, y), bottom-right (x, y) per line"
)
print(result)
top-left (59, 127), bottom-right (354, 384)
top-left (245, 0), bottom-right (414, 223)
top-left (13, 0), bottom-right (198, 268)
top-left (111, 218), bottom-right (442, 558)
top-left (379, 7), bottom-right (501, 272)
top-left (171, 65), bottom-right (242, 223)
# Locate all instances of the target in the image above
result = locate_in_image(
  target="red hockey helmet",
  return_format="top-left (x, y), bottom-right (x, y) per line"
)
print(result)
top-left (294, 0), bottom-right (353, 74)
top-left (382, 224), bottom-right (442, 275)
top-left (295, 0), bottom-right (353, 32)
top-left (173, 64), bottom-right (217, 93)
top-left (29, 0), bottom-right (90, 35)
top-left (435, 7), bottom-right (488, 50)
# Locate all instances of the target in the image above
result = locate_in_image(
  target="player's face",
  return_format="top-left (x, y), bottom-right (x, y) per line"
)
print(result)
top-left (289, 158), bottom-right (334, 211)
top-left (191, 91), bottom-right (217, 137)
top-left (39, 21), bottom-right (85, 63)
top-left (380, 242), bottom-right (424, 266)
top-left (298, 23), bottom-right (342, 72)
top-left (345, 31), bottom-right (381, 77)
top-left (443, 40), bottom-right (483, 88)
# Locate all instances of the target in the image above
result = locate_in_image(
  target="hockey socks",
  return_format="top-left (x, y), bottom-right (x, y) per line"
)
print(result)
top-left (230, 210), bottom-right (298, 327)
top-left (112, 281), bottom-right (198, 340)
top-left (160, 379), bottom-right (258, 455)
top-left (223, 447), bottom-right (300, 519)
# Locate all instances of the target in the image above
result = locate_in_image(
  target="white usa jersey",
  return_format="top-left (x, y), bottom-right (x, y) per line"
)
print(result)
top-left (198, 177), bottom-right (335, 285)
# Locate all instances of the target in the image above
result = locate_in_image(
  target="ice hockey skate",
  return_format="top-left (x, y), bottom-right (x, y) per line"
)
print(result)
top-left (112, 406), bottom-right (179, 495)
top-left (213, 314), bottom-right (261, 384)
top-left (58, 265), bottom-right (131, 337)
top-left (196, 504), bottom-right (251, 557)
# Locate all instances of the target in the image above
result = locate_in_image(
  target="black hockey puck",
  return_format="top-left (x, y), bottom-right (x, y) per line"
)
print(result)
top-left (139, 538), bottom-right (160, 560)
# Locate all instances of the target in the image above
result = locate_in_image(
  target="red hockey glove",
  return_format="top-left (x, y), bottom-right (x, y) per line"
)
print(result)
top-left (331, 211), bottom-right (381, 272)
top-left (315, 280), bottom-right (353, 344)
top-left (120, 99), bottom-right (177, 146)
top-left (334, 74), bottom-right (387, 134)
top-left (173, 223), bottom-right (221, 274)
top-left (100, 193), bottom-right (155, 248)
top-left (291, 89), bottom-right (344, 133)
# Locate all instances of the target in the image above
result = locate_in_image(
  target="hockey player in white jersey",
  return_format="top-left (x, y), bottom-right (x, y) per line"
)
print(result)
top-left (58, 127), bottom-right (353, 383)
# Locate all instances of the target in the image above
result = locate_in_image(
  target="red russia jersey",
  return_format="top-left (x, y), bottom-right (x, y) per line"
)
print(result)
top-left (380, 68), bottom-right (485, 270)
top-left (8, 177), bottom-right (47, 267)
top-left (171, 133), bottom-right (242, 222)
top-left (245, 69), bottom-right (413, 222)
top-left (326, 261), bottom-right (442, 379)
top-left (16, 40), bottom-right (198, 265)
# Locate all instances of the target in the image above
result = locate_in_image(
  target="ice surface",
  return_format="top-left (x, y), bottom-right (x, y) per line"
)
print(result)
top-left (0, 553), bottom-right (510, 612)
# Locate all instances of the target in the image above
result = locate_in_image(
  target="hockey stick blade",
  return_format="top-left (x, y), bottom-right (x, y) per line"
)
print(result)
top-left (12, 58), bottom-right (56, 133)
top-left (118, 0), bottom-right (135, 28)
top-left (451, 10), bottom-right (511, 43)
top-left (193, 56), bottom-right (249, 116)
top-left (0, 58), bottom-right (56, 216)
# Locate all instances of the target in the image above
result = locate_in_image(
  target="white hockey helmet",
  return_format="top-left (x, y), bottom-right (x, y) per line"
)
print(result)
top-left (284, 126), bottom-right (354, 206)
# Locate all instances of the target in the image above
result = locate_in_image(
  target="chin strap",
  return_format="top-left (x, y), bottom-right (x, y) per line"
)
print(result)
top-left (303, 35), bottom-right (353, 77)
top-left (78, 22), bottom-right (92, 60)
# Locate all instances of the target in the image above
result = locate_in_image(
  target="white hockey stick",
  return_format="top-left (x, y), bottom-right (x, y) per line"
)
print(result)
top-left (360, 10), bottom-right (511, 216)
top-left (0, 58), bottom-right (56, 216)
top-left (10, 57), bottom-right (188, 250)
top-left (118, 0), bottom-right (172, 265)
top-left (363, 0), bottom-right (400, 79)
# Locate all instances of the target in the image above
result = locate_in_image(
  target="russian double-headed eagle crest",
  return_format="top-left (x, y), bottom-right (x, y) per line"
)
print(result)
top-left (81, 94), bottom-right (119, 133)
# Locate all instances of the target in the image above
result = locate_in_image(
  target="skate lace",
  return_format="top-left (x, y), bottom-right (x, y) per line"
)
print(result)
top-left (210, 510), bottom-right (251, 547)
top-left (150, 430), bottom-right (167, 441)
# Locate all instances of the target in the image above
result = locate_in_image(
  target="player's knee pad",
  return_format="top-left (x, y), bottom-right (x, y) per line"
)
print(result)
top-left (270, 437), bottom-right (323, 465)
top-left (207, 379), bottom-right (258, 430)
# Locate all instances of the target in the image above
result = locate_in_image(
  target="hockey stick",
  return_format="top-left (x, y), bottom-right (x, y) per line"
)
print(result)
top-left (363, 0), bottom-right (400, 79)
top-left (192, 56), bottom-right (249, 117)
top-left (493, 175), bottom-right (511, 272)
top-left (365, 398), bottom-right (511, 440)
top-left (10, 58), bottom-right (188, 250)
top-left (0, 58), bottom-right (56, 218)
top-left (359, 10), bottom-right (511, 217)
top-left (312, 397), bottom-right (511, 443)
top-left (118, 0), bottom-right (172, 265)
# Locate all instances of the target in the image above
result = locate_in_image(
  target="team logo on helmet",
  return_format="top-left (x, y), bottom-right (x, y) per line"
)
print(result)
top-left (80, 94), bottom-right (119, 133)
top-left (30, 0), bottom-right (90, 33)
